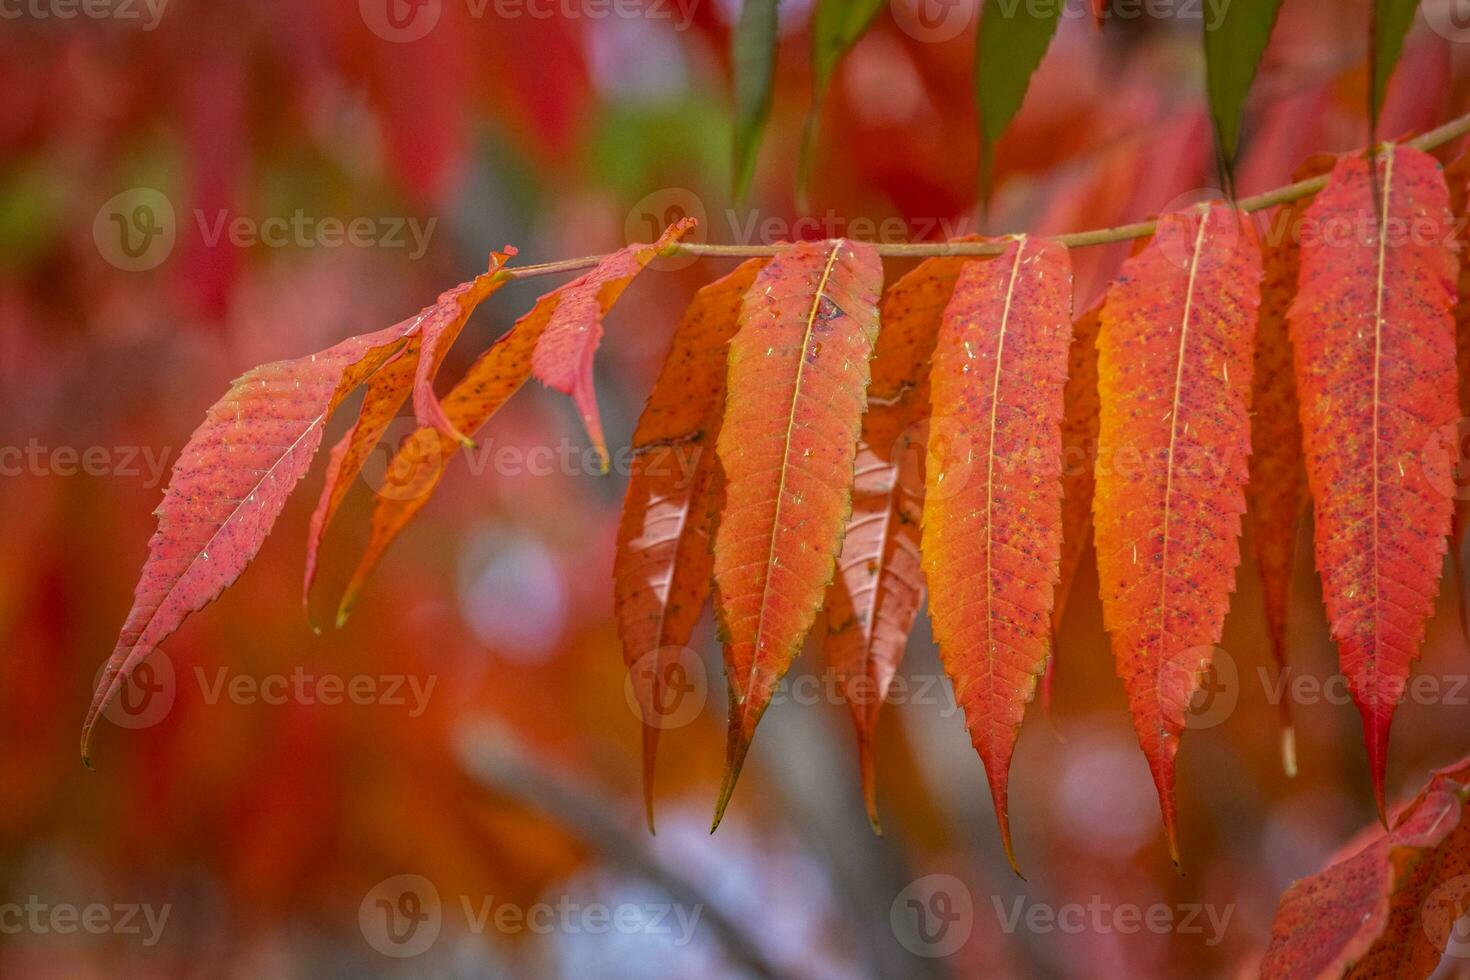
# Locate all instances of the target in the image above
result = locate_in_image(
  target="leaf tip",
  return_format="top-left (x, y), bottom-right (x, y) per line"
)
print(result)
top-left (858, 734), bottom-right (882, 835)
top-left (1281, 725), bottom-right (1298, 778)
top-left (711, 734), bottom-right (753, 833)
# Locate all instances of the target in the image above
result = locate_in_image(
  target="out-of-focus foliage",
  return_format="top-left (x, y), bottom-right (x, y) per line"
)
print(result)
top-left (6, 1), bottom-right (1470, 977)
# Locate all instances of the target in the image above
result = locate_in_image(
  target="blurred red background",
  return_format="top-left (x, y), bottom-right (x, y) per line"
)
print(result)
top-left (4, 0), bottom-right (1470, 976)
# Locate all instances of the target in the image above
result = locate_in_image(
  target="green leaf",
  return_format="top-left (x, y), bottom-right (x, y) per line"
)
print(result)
top-left (732, 0), bottom-right (781, 203)
top-left (975, 0), bottom-right (1062, 199)
top-left (1203, 0), bottom-right (1284, 167)
top-left (1370, 0), bottom-right (1418, 134)
top-left (798, 0), bottom-right (886, 205)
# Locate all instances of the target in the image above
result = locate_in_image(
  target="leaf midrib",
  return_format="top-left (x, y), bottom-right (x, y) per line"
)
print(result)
top-left (743, 241), bottom-right (844, 714)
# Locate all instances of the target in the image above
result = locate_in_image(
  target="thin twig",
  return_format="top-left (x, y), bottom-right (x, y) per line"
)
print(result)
top-left (502, 110), bottom-right (1470, 281)
top-left (455, 725), bottom-right (787, 980)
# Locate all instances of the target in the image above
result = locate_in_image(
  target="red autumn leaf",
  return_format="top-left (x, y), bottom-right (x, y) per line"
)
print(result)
top-left (1261, 756), bottom-right (1470, 979)
top-left (337, 221), bottom-right (694, 623)
top-left (83, 317), bottom-right (423, 764)
top-left (1289, 146), bottom-right (1458, 819)
top-left (531, 218), bottom-right (697, 471)
top-left (1043, 301), bottom-right (1102, 713)
top-left (921, 236), bottom-right (1074, 873)
top-left (302, 249), bottom-right (515, 612)
top-left (1445, 152), bottom-right (1470, 620)
top-left (1247, 158), bottom-right (1331, 777)
top-left (1093, 202), bottom-right (1262, 864)
top-left (710, 239), bottom-right (884, 828)
top-left (615, 258), bottom-right (766, 832)
top-left (823, 251), bottom-right (973, 831)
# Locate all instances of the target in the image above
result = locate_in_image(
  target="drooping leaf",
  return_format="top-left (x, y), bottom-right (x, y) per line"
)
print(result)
top-left (975, 0), bottom-right (1063, 198)
top-left (339, 221), bottom-right (695, 623)
top-left (1261, 756), bottom-right (1470, 979)
top-left (731, 0), bottom-right (781, 203)
top-left (615, 258), bottom-right (766, 832)
top-left (823, 250), bottom-right (973, 831)
top-left (1445, 152), bottom-right (1470, 628)
top-left (1203, 0), bottom-right (1284, 178)
top-left (1093, 202), bottom-right (1262, 865)
top-left (532, 219), bottom-right (696, 472)
top-left (1289, 146), bottom-right (1458, 820)
top-left (1246, 157), bottom-right (1331, 778)
top-left (1370, 0), bottom-right (1420, 142)
top-left (84, 318), bottom-right (423, 764)
top-left (1044, 301), bottom-right (1102, 713)
top-left (710, 239), bottom-right (883, 828)
top-left (921, 236), bottom-right (1074, 874)
top-left (303, 250), bottom-right (516, 612)
top-left (798, 0), bottom-right (885, 205)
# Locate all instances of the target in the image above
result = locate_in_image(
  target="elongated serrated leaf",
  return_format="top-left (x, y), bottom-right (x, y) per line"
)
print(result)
top-left (1246, 158), bottom-right (1330, 778)
top-left (798, 0), bottom-right (885, 203)
top-left (732, 0), bottom-right (780, 203)
top-left (532, 219), bottom-right (696, 471)
top-left (1203, 0), bottom-right (1284, 170)
top-left (921, 237), bottom-right (1073, 873)
top-left (710, 238), bottom-right (883, 827)
top-left (823, 251), bottom-right (972, 830)
top-left (1445, 153), bottom-right (1470, 626)
top-left (303, 250), bottom-right (515, 611)
top-left (84, 320), bottom-right (419, 764)
top-left (1044, 302), bottom-right (1102, 712)
top-left (338, 223), bottom-right (694, 623)
top-left (1371, 0), bottom-right (1420, 139)
top-left (1289, 146), bottom-right (1458, 820)
top-left (975, 0), bottom-right (1062, 194)
top-left (1262, 756), bottom-right (1470, 979)
top-left (1094, 202), bottom-right (1261, 865)
top-left (615, 258), bottom-right (766, 832)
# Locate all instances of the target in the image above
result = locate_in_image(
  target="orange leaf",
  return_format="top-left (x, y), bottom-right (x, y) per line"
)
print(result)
top-left (1093, 202), bottom-right (1262, 865)
top-left (337, 222), bottom-right (694, 622)
top-left (1261, 756), bottom-right (1470, 979)
top-left (302, 250), bottom-right (515, 613)
top-left (531, 218), bottom-right (697, 471)
top-left (710, 239), bottom-right (884, 828)
top-left (823, 250), bottom-right (973, 832)
top-left (921, 236), bottom-right (1074, 874)
top-left (615, 258), bottom-right (766, 832)
top-left (1289, 146), bottom-right (1458, 820)
top-left (1247, 157), bottom-right (1331, 778)
top-left (84, 318), bottom-right (420, 764)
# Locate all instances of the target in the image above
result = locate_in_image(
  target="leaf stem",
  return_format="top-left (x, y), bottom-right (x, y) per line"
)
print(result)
top-left (503, 110), bottom-right (1470, 280)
